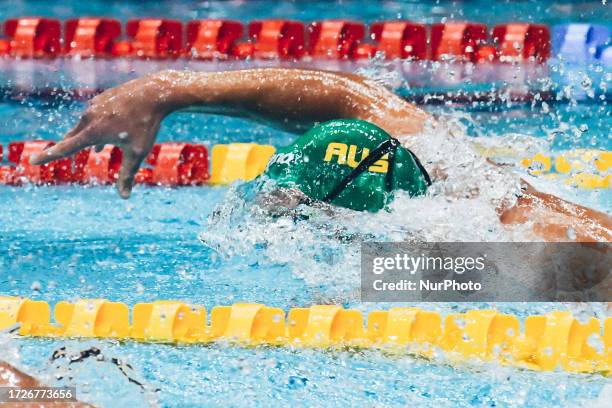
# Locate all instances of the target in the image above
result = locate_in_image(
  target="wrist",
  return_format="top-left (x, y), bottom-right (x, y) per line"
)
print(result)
top-left (147, 70), bottom-right (213, 116)
top-left (141, 70), bottom-right (189, 117)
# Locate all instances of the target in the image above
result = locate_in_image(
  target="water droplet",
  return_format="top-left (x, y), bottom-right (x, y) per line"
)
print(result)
top-left (287, 376), bottom-right (308, 389)
top-left (581, 75), bottom-right (592, 90)
top-left (587, 333), bottom-right (604, 353)
top-left (454, 317), bottom-right (466, 329)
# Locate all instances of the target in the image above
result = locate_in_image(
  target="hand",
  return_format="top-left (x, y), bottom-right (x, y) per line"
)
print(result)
top-left (31, 76), bottom-right (165, 198)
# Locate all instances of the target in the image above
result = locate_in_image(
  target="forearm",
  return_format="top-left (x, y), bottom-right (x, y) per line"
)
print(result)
top-left (501, 187), bottom-right (612, 242)
top-left (0, 362), bottom-right (39, 387)
top-left (146, 68), bottom-right (429, 134)
top-left (0, 362), bottom-right (93, 407)
top-left (150, 69), bottom-right (368, 132)
top-left (30, 67), bottom-right (430, 198)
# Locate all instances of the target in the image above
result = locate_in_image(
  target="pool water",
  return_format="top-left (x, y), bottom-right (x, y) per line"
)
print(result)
top-left (1, 1), bottom-right (612, 407)
top-left (1, 100), bottom-right (611, 407)
top-left (1, 0), bottom-right (610, 25)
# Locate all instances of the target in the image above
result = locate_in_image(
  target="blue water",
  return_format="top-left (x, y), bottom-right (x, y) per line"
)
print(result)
top-left (1, 0), bottom-right (610, 25)
top-left (1, 100), bottom-right (611, 406)
top-left (1, 1), bottom-right (612, 407)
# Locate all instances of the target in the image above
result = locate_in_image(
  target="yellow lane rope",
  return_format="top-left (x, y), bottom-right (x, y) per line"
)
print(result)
top-left (211, 143), bottom-right (611, 189)
top-left (1, 297), bottom-right (610, 375)
top-left (473, 145), bottom-right (611, 190)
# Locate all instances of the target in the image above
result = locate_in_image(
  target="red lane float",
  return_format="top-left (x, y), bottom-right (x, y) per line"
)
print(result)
top-left (0, 142), bottom-right (209, 186)
top-left (0, 16), bottom-right (557, 64)
top-left (5, 141), bottom-right (72, 184)
top-left (74, 145), bottom-right (122, 184)
top-left (430, 22), bottom-right (487, 62)
top-left (476, 44), bottom-right (497, 63)
top-left (186, 20), bottom-right (243, 59)
top-left (308, 20), bottom-right (365, 59)
top-left (239, 20), bottom-right (305, 60)
top-left (493, 23), bottom-right (550, 63)
top-left (3, 18), bottom-right (61, 58)
top-left (65, 18), bottom-right (121, 57)
top-left (125, 19), bottom-right (183, 58)
top-left (0, 142), bottom-right (210, 186)
top-left (139, 143), bottom-right (209, 186)
top-left (356, 21), bottom-right (427, 60)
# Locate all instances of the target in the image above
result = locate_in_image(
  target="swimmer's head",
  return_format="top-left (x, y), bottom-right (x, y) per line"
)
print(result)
top-left (263, 119), bottom-right (431, 212)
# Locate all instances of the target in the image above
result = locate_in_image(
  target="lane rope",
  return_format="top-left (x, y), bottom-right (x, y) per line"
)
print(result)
top-left (1, 141), bottom-right (610, 189)
top-left (1, 297), bottom-right (610, 375)
top-left (0, 18), bottom-right (558, 63)
top-left (474, 144), bottom-right (611, 189)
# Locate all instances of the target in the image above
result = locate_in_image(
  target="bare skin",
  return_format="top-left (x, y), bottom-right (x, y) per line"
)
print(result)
top-left (9, 68), bottom-right (612, 387)
top-left (0, 362), bottom-right (92, 407)
top-left (29, 68), bottom-right (611, 242)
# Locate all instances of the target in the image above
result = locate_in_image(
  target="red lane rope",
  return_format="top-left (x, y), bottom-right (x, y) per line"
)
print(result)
top-left (0, 141), bottom-right (209, 186)
top-left (0, 17), bottom-right (551, 63)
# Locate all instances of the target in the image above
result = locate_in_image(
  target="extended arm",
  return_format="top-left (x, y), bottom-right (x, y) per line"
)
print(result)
top-left (31, 68), bottom-right (428, 198)
top-left (157, 69), bottom-right (428, 133)
top-left (29, 68), bottom-right (612, 242)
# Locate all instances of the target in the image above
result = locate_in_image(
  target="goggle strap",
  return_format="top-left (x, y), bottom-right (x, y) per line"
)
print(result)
top-left (322, 138), bottom-right (399, 204)
top-left (408, 149), bottom-right (432, 186)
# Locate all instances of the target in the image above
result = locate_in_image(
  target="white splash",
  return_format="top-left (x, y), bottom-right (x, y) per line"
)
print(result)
top-left (199, 116), bottom-right (544, 294)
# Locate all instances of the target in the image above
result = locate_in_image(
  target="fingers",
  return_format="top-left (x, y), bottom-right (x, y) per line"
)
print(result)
top-left (30, 111), bottom-right (94, 165)
top-left (116, 149), bottom-right (146, 199)
top-left (63, 114), bottom-right (90, 140)
top-left (30, 134), bottom-right (93, 165)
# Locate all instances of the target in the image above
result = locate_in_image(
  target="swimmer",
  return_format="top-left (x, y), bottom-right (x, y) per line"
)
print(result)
top-left (30, 68), bottom-right (612, 242)
top-left (0, 361), bottom-right (91, 407)
top-left (0, 346), bottom-right (149, 407)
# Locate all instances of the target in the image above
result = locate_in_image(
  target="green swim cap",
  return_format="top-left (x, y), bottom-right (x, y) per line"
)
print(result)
top-left (264, 119), bottom-right (430, 212)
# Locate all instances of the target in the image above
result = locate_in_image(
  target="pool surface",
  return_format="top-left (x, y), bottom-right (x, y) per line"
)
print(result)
top-left (1, 1), bottom-right (611, 407)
